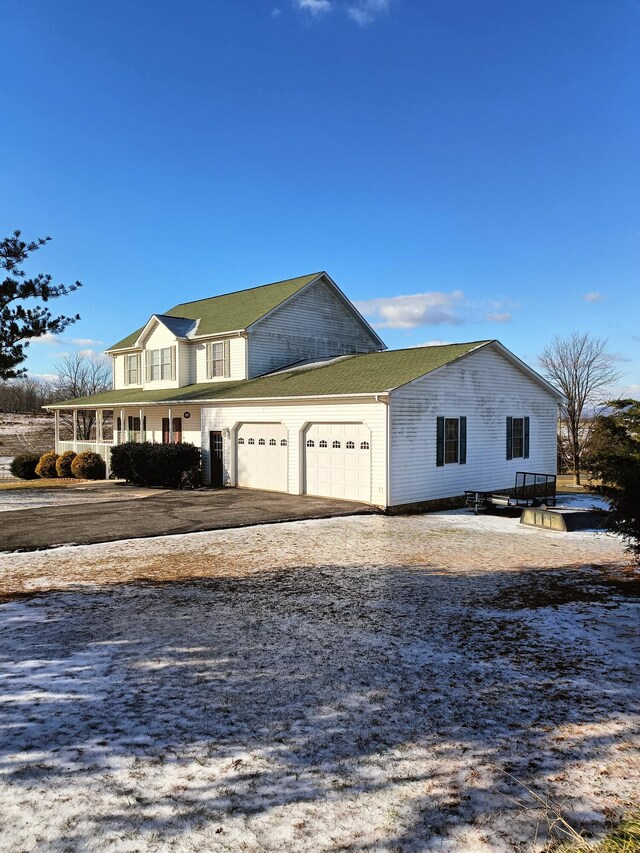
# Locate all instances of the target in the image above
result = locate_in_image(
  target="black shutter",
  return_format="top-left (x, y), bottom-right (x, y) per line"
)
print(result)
top-left (524, 416), bottom-right (530, 458)
top-left (506, 416), bottom-right (513, 460)
top-left (436, 417), bottom-right (445, 466)
top-left (459, 416), bottom-right (467, 464)
top-left (117, 416), bottom-right (121, 432)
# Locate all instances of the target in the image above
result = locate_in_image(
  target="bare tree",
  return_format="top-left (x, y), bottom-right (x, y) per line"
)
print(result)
top-left (0, 376), bottom-right (56, 413)
top-left (539, 332), bottom-right (622, 485)
top-left (52, 352), bottom-right (112, 439)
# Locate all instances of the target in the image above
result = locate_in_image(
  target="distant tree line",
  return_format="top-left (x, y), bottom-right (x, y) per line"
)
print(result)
top-left (0, 351), bottom-right (112, 418)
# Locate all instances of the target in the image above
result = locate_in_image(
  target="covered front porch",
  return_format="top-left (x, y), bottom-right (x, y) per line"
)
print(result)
top-left (52, 405), bottom-right (202, 478)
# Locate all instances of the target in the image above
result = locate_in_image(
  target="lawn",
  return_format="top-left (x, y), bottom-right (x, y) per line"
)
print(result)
top-left (0, 511), bottom-right (638, 852)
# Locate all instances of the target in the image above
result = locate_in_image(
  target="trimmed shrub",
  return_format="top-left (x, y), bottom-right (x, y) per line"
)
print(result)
top-left (35, 451), bottom-right (59, 479)
top-left (10, 452), bottom-right (41, 480)
top-left (110, 441), bottom-right (201, 488)
top-left (71, 451), bottom-right (106, 480)
top-left (56, 450), bottom-right (77, 478)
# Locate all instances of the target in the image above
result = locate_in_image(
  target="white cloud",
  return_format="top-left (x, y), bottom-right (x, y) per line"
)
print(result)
top-left (355, 291), bottom-right (466, 329)
top-left (27, 372), bottom-right (58, 382)
top-left (346, 0), bottom-right (391, 25)
top-left (486, 312), bottom-right (512, 323)
top-left (272, 7), bottom-right (283, 16)
top-left (296, 0), bottom-right (332, 16)
top-left (584, 292), bottom-right (604, 302)
top-left (31, 332), bottom-right (61, 346)
top-left (411, 340), bottom-right (453, 348)
top-left (71, 338), bottom-right (103, 347)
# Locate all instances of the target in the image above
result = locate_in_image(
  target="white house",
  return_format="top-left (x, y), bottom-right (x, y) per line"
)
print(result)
top-left (48, 271), bottom-right (562, 510)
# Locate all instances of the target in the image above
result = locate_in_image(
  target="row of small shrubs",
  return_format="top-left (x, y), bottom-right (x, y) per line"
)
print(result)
top-left (110, 441), bottom-right (201, 488)
top-left (10, 450), bottom-right (106, 481)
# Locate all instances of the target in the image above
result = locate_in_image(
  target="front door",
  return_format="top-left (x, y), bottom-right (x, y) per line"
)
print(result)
top-left (209, 430), bottom-right (224, 487)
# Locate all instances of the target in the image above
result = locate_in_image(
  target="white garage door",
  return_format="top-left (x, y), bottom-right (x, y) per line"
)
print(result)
top-left (237, 423), bottom-right (288, 492)
top-left (304, 423), bottom-right (371, 503)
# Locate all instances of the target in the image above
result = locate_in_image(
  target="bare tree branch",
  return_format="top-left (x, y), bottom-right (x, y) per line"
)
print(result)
top-left (539, 332), bottom-right (622, 485)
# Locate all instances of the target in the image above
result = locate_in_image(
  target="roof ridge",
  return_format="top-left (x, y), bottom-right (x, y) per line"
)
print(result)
top-left (166, 271), bottom-right (324, 310)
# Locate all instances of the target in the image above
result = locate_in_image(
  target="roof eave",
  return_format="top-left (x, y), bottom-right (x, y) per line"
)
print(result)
top-left (44, 391), bottom-right (391, 409)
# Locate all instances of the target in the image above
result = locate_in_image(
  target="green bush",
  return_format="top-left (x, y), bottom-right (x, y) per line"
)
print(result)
top-left (71, 451), bottom-right (106, 480)
top-left (56, 450), bottom-right (77, 478)
top-left (10, 452), bottom-right (41, 480)
top-left (110, 441), bottom-right (201, 488)
top-left (35, 451), bottom-right (59, 479)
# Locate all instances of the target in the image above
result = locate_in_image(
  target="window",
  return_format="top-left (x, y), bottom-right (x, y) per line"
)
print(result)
top-left (360, 441), bottom-right (370, 450)
top-left (248, 438), bottom-right (255, 445)
top-left (346, 441), bottom-right (355, 449)
top-left (258, 438), bottom-right (266, 445)
top-left (507, 416), bottom-right (530, 460)
top-left (280, 439), bottom-right (287, 446)
top-left (444, 418), bottom-right (459, 464)
top-left (147, 346), bottom-right (175, 381)
top-left (332, 441), bottom-right (341, 449)
top-left (436, 416), bottom-right (466, 466)
top-left (319, 440), bottom-right (328, 448)
top-left (206, 340), bottom-right (230, 378)
top-left (125, 353), bottom-right (141, 385)
top-left (307, 439), bottom-right (315, 448)
top-left (269, 439), bottom-right (276, 446)
top-left (127, 415), bottom-right (146, 439)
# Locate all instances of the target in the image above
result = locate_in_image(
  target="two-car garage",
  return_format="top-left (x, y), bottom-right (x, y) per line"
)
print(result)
top-left (235, 421), bottom-right (372, 502)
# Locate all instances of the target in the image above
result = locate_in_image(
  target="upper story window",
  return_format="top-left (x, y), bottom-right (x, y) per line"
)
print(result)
top-left (146, 346), bottom-right (176, 382)
top-left (206, 340), bottom-right (230, 379)
top-left (125, 353), bottom-right (141, 385)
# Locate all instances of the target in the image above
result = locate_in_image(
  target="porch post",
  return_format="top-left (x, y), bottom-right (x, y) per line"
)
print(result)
top-left (54, 410), bottom-right (60, 453)
top-left (73, 409), bottom-right (78, 449)
top-left (168, 407), bottom-right (173, 442)
top-left (120, 408), bottom-right (125, 444)
top-left (139, 407), bottom-right (144, 442)
top-left (96, 409), bottom-right (103, 446)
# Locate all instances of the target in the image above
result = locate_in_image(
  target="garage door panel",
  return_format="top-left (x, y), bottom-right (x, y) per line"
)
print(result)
top-left (304, 423), bottom-right (371, 503)
top-left (237, 424), bottom-right (287, 492)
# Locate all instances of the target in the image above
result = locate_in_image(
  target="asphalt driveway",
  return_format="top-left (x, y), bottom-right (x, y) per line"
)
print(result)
top-left (0, 486), bottom-right (376, 551)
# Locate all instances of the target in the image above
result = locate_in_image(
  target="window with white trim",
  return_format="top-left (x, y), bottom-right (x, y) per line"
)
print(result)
top-left (206, 340), bottom-right (230, 378)
top-left (125, 353), bottom-right (141, 385)
top-left (147, 346), bottom-right (176, 381)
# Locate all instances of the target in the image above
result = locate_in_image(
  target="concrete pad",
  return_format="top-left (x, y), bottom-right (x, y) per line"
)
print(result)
top-left (0, 488), bottom-right (377, 552)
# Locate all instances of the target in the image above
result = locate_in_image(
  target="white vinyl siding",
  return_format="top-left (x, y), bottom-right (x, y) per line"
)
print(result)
top-left (247, 278), bottom-right (381, 378)
top-left (206, 340), bottom-right (231, 379)
top-left (389, 346), bottom-right (558, 506)
top-left (195, 337), bottom-right (246, 383)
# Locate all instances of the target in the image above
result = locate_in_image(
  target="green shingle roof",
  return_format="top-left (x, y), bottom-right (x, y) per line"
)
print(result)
top-left (108, 273), bottom-right (322, 351)
top-left (50, 342), bottom-right (491, 407)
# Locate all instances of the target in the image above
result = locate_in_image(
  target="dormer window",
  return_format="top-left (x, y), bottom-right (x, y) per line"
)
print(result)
top-left (125, 353), bottom-right (141, 385)
top-left (206, 340), bottom-right (230, 379)
top-left (146, 346), bottom-right (176, 382)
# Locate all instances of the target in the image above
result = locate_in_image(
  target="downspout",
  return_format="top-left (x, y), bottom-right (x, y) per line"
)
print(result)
top-left (375, 393), bottom-right (390, 510)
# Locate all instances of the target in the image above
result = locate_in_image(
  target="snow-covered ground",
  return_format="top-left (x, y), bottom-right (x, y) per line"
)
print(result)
top-left (0, 512), bottom-right (637, 852)
top-left (0, 486), bottom-right (142, 513)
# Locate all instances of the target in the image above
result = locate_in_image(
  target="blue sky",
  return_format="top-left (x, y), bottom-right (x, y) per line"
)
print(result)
top-left (2, 0), bottom-right (639, 391)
